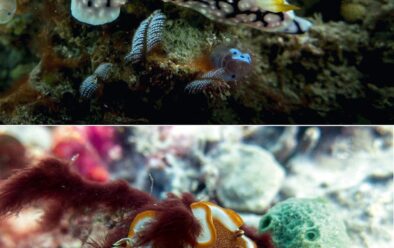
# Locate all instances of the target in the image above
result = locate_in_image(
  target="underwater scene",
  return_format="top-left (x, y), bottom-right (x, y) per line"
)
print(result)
top-left (0, 0), bottom-right (393, 124)
top-left (0, 126), bottom-right (392, 247)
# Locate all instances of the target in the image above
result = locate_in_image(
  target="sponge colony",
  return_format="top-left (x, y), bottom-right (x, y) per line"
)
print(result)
top-left (258, 198), bottom-right (351, 248)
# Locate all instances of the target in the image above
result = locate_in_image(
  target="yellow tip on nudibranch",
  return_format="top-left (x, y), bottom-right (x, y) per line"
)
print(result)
top-left (256, 0), bottom-right (300, 13)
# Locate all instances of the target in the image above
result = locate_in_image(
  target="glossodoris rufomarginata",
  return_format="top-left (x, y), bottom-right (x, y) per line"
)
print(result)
top-left (191, 202), bottom-right (256, 248)
top-left (115, 201), bottom-right (256, 248)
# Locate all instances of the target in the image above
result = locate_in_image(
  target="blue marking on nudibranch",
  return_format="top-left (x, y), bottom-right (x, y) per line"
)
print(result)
top-left (221, 48), bottom-right (252, 81)
top-left (229, 48), bottom-right (252, 64)
top-left (125, 10), bottom-right (167, 64)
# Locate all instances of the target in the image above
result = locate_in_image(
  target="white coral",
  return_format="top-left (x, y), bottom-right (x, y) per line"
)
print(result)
top-left (71, 0), bottom-right (127, 25)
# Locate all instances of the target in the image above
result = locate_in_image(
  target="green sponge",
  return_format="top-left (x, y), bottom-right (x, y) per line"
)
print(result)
top-left (258, 198), bottom-right (351, 248)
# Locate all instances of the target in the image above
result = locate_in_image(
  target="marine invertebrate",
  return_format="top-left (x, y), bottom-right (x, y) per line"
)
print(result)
top-left (185, 47), bottom-right (252, 95)
top-left (94, 62), bottom-right (113, 81)
top-left (258, 198), bottom-right (351, 248)
top-left (114, 201), bottom-right (256, 248)
top-left (0, 157), bottom-right (257, 248)
top-left (79, 63), bottom-right (113, 99)
top-left (185, 68), bottom-right (231, 94)
top-left (80, 74), bottom-right (98, 99)
top-left (124, 10), bottom-right (167, 64)
top-left (212, 47), bottom-right (253, 81)
top-left (0, 0), bottom-right (16, 24)
top-left (163, 0), bottom-right (312, 33)
top-left (71, 0), bottom-right (127, 25)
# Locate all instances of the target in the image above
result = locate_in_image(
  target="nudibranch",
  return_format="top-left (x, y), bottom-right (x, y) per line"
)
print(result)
top-left (71, 0), bottom-right (127, 25)
top-left (186, 46), bottom-right (252, 94)
top-left (113, 201), bottom-right (256, 248)
top-left (211, 47), bottom-right (252, 81)
top-left (163, 0), bottom-right (312, 34)
top-left (0, 0), bottom-right (16, 24)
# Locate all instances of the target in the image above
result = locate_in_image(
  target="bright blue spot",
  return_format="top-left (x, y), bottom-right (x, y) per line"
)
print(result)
top-left (230, 48), bottom-right (240, 56)
top-left (229, 48), bottom-right (252, 64)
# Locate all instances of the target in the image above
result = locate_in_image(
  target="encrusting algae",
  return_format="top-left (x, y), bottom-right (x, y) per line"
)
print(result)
top-left (0, 0), bottom-right (393, 124)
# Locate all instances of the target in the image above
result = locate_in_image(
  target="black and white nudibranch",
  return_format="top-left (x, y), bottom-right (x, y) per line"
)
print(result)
top-left (124, 10), bottom-right (167, 64)
top-left (163, 0), bottom-right (312, 34)
top-left (71, 0), bottom-right (127, 25)
top-left (79, 62), bottom-right (113, 99)
top-left (186, 47), bottom-right (252, 94)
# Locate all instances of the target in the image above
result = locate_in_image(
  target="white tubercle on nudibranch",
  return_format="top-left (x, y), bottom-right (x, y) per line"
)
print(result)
top-left (0, 0), bottom-right (17, 24)
top-left (71, 0), bottom-right (127, 25)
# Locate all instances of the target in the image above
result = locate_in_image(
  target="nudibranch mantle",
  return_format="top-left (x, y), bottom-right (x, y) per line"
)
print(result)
top-left (71, 0), bottom-right (127, 25)
top-left (128, 210), bottom-right (157, 239)
top-left (163, 0), bottom-right (312, 34)
top-left (117, 201), bottom-right (256, 248)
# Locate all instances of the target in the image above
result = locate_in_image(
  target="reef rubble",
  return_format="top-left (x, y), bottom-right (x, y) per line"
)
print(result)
top-left (0, 0), bottom-right (393, 123)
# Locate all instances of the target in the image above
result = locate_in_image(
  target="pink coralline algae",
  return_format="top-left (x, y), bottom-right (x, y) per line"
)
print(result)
top-left (51, 126), bottom-right (122, 182)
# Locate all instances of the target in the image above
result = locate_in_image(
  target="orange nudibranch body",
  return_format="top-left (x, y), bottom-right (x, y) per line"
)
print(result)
top-left (126, 201), bottom-right (257, 248)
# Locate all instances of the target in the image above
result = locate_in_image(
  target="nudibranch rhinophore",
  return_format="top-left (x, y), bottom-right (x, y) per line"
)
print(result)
top-left (113, 201), bottom-right (256, 248)
top-left (80, 74), bottom-right (99, 99)
top-left (71, 0), bottom-right (127, 25)
top-left (125, 10), bottom-right (167, 64)
top-left (0, 0), bottom-right (16, 24)
top-left (163, 0), bottom-right (312, 34)
top-left (79, 62), bottom-right (113, 99)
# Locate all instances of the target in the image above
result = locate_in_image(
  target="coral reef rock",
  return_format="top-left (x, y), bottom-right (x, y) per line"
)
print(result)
top-left (206, 143), bottom-right (285, 212)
